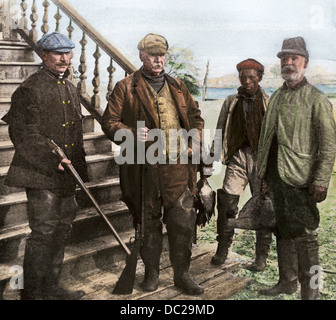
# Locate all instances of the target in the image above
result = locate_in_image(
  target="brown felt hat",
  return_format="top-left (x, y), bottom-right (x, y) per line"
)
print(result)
top-left (236, 58), bottom-right (264, 73)
top-left (137, 33), bottom-right (169, 55)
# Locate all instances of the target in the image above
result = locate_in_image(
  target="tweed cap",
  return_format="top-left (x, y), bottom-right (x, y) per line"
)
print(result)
top-left (37, 32), bottom-right (75, 52)
top-left (236, 58), bottom-right (264, 73)
top-left (137, 33), bottom-right (169, 55)
top-left (277, 36), bottom-right (309, 59)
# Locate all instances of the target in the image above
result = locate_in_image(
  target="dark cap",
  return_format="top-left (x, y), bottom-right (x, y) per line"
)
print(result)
top-left (137, 33), bottom-right (169, 55)
top-left (236, 58), bottom-right (264, 73)
top-left (37, 32), bottom-right (75, 52)
top-left (277, 36), bottom-right (309, 59)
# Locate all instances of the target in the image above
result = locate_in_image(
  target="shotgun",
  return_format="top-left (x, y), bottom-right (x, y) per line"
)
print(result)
top-left (112, 165), bottom-right (145, 294)
top-left (45, 139), bottom-right (131, 257)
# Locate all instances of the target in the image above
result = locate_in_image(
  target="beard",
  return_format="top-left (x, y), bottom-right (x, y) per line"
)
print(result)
top-left (281, 66), bottom-right (306, 82)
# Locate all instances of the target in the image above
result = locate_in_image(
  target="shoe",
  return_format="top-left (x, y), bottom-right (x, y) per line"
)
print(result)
top-left (259, 280), bottom-right (297, 296)
top-left (140, 274), bottom-right (159, 292)
top-left (44, 287), bottom-right (86, 300)
top-left (174, 273), bottom-right (204, 295)
top-left (245, 260), bottom-right (266, 272)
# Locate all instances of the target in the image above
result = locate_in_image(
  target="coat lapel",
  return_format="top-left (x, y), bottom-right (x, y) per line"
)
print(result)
top-left (132, 71), bottom-right (160, 128)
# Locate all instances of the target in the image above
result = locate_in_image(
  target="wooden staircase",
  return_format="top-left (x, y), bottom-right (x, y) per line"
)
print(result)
top-left (0, 0), bottom-right (139, 300)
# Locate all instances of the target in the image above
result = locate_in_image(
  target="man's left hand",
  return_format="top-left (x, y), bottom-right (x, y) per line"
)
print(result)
top-left (309, 184), bottom-right (327, 203)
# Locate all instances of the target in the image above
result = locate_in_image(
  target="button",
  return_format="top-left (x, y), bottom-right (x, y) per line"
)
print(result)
top-left (65, 144), bottom-right (68, 148)
top-left (57, 81), bottom-right (61, 84)
top-left (67, 100), bottom-right (71, 104)
top-left (62, 124), bottom-right (66, 127)
top-left (62, 101), bottom-right (66, 104)
top-left (72, 143), bottom-right (75, 147)
top-left (163, 150), bottom-right (166, 155)
top-left (63, 81), bottom-right (66, 84)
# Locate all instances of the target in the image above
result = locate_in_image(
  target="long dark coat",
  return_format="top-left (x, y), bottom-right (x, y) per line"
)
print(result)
top-left (2, 66), bottom-right (88, 193)
top-left (101, 70), bottom-right (204, 217)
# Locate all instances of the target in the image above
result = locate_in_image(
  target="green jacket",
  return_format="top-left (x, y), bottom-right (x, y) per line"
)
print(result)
top-left (258, 78), bottom-right (336, 188)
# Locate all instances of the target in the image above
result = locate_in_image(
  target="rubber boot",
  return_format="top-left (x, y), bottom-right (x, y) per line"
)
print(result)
top-left (246, 230), bottom-right (272, 271)
top-left (259, 237), bottom-right (298, 296)
top-left (140, 225), bottom-right (162, 292)
top-left (296, 233), bottom-right (320, 300)
top-left (166, 189), bottom-right (204, 295)
top-left (211, 189), bottom-right (239, 266)
top-left (21, 235), bottom-right (53, 300)
top-left (44, 229), bottom-right (85, 300)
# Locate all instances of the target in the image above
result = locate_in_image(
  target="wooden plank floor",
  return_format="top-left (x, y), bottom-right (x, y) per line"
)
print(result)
top-left (2, 243), bottom-right (251, 301)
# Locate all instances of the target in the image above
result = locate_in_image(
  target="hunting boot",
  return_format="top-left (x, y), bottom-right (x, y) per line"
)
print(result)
top-left (140, 225), bottom-right (162, 292)
top-left (21, 235), bottom-right (53, 300)
top-left (211, 189), bottom-right (239, 266)
top-left (246, 230), bottom-right (272, 271)
top-left (167, 189), bottom-right (204, 295)
top-left (259, 237), bottom-right (298, 296)
top-left (296, 233), bottom-right (320, 300)
top-left (44, 228), bottom-right (85, 300)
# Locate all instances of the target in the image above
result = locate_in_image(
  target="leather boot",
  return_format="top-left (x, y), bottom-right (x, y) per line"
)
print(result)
top-left (140, 225), bottom-right (162, 292)
top-left (44, 229), bottom-right (85, 300)
top-left (21, 235), bottom-right (53, 300)
top-left (211, 189), bottom-right (239, 266)
top-left (259, 237), bottom-right (298, 296)
top-left (246, 230), bottom-right (272, 271)
top-left (296, 233), bottom-right (320, 300)
top-left (166, 189), bottom-right (204, 295)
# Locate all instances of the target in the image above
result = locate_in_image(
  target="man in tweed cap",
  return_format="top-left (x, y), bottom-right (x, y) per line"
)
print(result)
top-left (2, 32), bottom-right (88, 300)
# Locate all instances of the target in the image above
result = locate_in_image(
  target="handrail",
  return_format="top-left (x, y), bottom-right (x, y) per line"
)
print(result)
top-left (51, 0), bottom-right (137, 75)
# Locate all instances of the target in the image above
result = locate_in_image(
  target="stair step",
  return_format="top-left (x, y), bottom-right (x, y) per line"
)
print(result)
top-left (0, 199), bottom-right (131, 263)
top-left (0, 176), bottom-right (122, 229)
top-left (0, 42), bottom-right (37, 63)
top-left (0, 62), bottom-right (40, 81)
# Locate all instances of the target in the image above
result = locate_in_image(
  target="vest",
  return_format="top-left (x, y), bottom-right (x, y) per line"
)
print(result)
top-left (146, 81), bottom-right (187, 159)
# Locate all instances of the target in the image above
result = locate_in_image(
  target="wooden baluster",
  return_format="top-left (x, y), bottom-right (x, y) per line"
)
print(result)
top-left (54, 7), bottom-right (61, 32)
top-left (29, 0), bottom-right (38, 42)
top-left (78, 31), bottom-right (87, 95)
top-left (106, 58), bottom-right (116, 101)
top-left (20, 0), bottom-right (28, 32)
top-left (67, 18), bottom-right (74, 39)
top-left (67, 19), bottom-right (75, 81)
top-left (91, 45), bottom-right (101, 109)
top-left (41, 0), bottom-right (50, 35)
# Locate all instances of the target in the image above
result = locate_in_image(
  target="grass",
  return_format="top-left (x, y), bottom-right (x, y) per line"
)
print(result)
top-left (197, 173), bottom-right (336, 300)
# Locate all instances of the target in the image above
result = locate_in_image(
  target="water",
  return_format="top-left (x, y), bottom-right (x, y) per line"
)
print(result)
top-left (198, 85), bottom-right (336, 101)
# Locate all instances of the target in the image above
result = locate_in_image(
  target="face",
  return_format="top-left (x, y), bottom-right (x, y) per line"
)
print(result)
top-left (41, 50), bottom-right (72, 74)
top-left (239, 68), bottom-right (260, 96)
top-left (140, 51), bottom-right (166, 76)
top-left (280, 54), bottom-right (308, 82)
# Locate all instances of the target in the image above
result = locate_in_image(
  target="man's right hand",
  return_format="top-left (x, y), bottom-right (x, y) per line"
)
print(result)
top-left (137, 127), bottom-right (149, 142)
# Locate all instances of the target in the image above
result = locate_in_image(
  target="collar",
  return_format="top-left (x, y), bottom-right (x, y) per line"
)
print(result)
top-left (282, 77), bottom-right (308, 91)
top-left (237, 86), bottom-right (261, 101)
top-left (41, 64), bottom-right (70, 80)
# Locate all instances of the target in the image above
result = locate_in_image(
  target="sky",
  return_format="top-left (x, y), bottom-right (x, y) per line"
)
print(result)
top-left (47, 0), bottom-right (336, 79)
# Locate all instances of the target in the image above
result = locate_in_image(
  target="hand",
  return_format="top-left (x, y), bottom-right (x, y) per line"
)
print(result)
top-left (137, 127), bottom-right (149, 142)
top-left (309, 184), bottom-right (327, 203)
top-left (58, 158), bottom-right (71, 171)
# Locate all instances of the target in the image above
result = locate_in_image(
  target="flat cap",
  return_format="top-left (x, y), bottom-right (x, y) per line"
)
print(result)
top-left (37, 32), bottom-right (75, 52)
top-left (137, 33), bottom-right (169, 55)
top-left (236, 58), bottom-right (264, 73)
top-left (277, 36), bottom-right (309, 59)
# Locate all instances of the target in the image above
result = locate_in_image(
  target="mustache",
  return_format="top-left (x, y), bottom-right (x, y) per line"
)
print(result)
top-left (281, 65), bottom-right (296, 73)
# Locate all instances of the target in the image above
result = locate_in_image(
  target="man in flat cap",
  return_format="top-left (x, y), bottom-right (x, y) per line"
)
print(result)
top-left (1, 32), bottom-right (88, 300)
top-left (210, 58), bottom-right (272, 270)
top-left (102, 33), bottom-right (205, 295)
top-left (258, 36), bottom-right (336, 299)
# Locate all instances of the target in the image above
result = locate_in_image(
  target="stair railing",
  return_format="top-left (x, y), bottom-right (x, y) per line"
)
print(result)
top-left (11, 0), bottom-right (137, 123)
